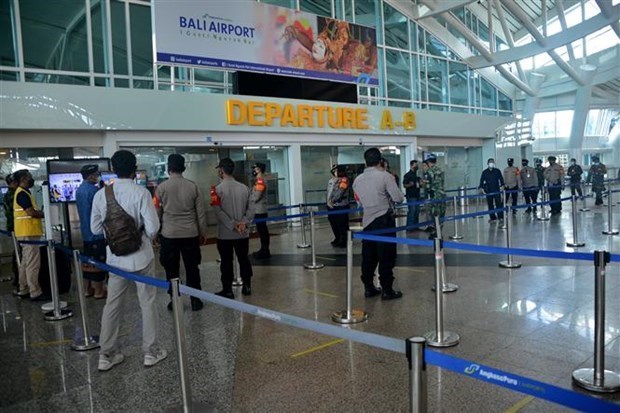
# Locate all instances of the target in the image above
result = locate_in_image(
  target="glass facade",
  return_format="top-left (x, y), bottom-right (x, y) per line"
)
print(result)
top-left (0, 0), bottom-right (513, 116)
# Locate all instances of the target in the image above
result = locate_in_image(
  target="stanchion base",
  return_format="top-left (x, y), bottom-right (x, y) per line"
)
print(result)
top-left (232, 280), bottom-right (243, 287)
top-left (499, 261), bottom-right (522, 269)
top-left (572, 368), bottom-right (620, 393)
top-left (297, 243), bottom-right (311, 249)
top-left (72, 336), bottom-right (100, 351)
top-left (449, 235), bottom-right (463, 240)
top-left (304, 263), bottom-right (325, 270)
top-left (499, 224), bottom-right (507, 230)
top-left (579, 208), bottom-right (590, 212)
top-left (166, 401), bottom-right (216, 413)
top-left (44, 308), bottom-right (73, 321)
top-left (331, 309), bottom-right (369, 324)
top-left (537, 216), bottom-right (550, 221)
top-left (566, 241), bottom-right (586, 247)
top-left (41, 301), bottom-right (68, 313)
top-left (602, 229), bottom-right (619, 235)
top-left (424, 331), bottom-right (460, 348)
top-left (431, 283), bottom-right (458, 293)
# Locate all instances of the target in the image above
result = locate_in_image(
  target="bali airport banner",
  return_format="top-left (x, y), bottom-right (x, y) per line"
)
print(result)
top-left (152, 0), bottom-right (378, 85)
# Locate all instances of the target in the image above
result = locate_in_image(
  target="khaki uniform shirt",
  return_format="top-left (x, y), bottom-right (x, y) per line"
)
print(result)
top-left (353, 166), bottom-right (404, 228)
top-left (503, 166), bottom-right (520, 188)
top-left (250, 177), bottom-right (268, 214)
top-left (156, 174), bottom-right (208, 239)
top-left (544, 164), bottom-right (564, 185)
top-left (519, 166), bottom-right (538, 188)
top-left (214, 177), bottom-right (255, 240)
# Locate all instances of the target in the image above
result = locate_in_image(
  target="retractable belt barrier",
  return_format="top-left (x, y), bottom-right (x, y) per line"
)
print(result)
top-left (267, 203), bottom-right (301, 212)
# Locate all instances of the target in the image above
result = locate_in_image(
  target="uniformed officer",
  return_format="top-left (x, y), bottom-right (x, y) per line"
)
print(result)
top-left (503, 158), bottom-right (519, 213)
top-left (353, 147), bottom-right (404, 301)
top-left (534, 158), bottom-right (546, 191)
top-left (519, 159), bottom-right (538, 213)
top-left (212, 158), bottom-right (255, 298)
top-left (478, 158), bottom-right (504, 223)
top-left (326, 164), bottom-right (350, 248)
top-left (586, 155), bottom-right (607, 205)
top-left (250, 162), bottom-right (270, 259)
top-left (543, 156), bottom-right (564, 214)
top-left (426, 156), bottom-right (445, 238)
top-left (567, 158), bottom-right (584, 198)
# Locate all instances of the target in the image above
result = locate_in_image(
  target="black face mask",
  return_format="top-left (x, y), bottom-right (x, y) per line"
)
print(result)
top-left (521, 163), bottom-right (527, 167)
top-left (27, 178), bottom-right (35, 188)
top-left (251, 170), bottom-right (258, 177)
top-left (508, 161), bottom-right (513, 167)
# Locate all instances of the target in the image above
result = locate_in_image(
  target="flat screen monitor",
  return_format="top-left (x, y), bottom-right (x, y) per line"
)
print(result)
top-left (46, 158), bottom-right (110, 203)
top-left (101, 171), bottom-right (117, 186)
top-left (135, 170), bottom-right (147, 187)
top-left (0, 186), bottom-right (7, 195)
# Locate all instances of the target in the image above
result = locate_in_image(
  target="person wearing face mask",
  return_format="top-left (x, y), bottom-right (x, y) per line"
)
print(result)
top-left (250, 163), bottom-right (270, 259)
top-left (567, 158), bottom-right (583, 198)
top-left (326, 164), bottom-right (340, 246)
top-left (519, 159), bottom-right (538, 213)
top-left (478, 158), bottom-right (505, 223)
top-left (586, 156), bottom-right (607, 205)
top-left (402, 160), bottom-right (421, 230)
top-left (503, 158), bottom-right (520, 214)
top-left (12, 169), bottom-right (46, 301)
top-left (326, 165), bottom-right (350, 248)
top-left (543, 156), bottom-right (564, 214)
top-left (534, 159), bottom-right (546, 191)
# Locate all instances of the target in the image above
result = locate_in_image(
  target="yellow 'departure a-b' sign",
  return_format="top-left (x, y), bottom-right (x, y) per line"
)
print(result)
top-left (226, 100), bottom-right (416, 131)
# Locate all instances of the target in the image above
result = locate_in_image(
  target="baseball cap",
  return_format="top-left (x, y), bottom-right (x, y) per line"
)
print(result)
top-left (80, 164), bottom-right (99, 179)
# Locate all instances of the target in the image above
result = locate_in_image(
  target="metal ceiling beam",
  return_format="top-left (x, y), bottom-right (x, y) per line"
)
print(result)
top-left (416, 0), bottom-right (477, 19)
top-left (555, 0), bottom-right (576, 62)
top-left (465, 1), bottom-right (509, 44)
top-left (437, 10), bottom-right (536, 96)
top-left (492, 0), bottom-right (527, 81)
top-left (466, 8), bottom-right (619, 68)
top-left (595, 0), bottom-right (620, 38)
top-left (501, 0), bottom-right (585, 86)
top-left (513, 0), bottom-right (581, 40)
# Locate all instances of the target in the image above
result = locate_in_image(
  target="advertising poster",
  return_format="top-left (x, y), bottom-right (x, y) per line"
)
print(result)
top-left (152, 0), bottom-right (378, 85)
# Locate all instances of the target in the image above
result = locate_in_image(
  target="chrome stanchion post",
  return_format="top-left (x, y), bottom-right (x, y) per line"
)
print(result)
top-left (296, 205), bottom-right (311, 249)
top-left (169, 279), bottom-right (214, 413)
top-left (44, 240), bottom-right (73, 321)
top-left (406, 337), bottom-right (427, 413)
top-left (431, 216), bottom-right (457, 293)
top-left (11, 232), bottom-right (21, 268)
top-left (499, 189), bottom-right (507, 229)
top-left (537, 186), bottom-right (550, 221)
top-left (331, 230), bottom-right (367, 324)
top-left (232, 250), bottom-right (243, 287)
top-left (602, 186), bottom-right (619, 235)
top-left (499, 206), bottom-right (521, 269)
top-left (567, 195), bottom-right (585, 247)
top-left (572, 251), bottom-right (620, 393)
top-left (449, 196), bottom-right (463, 240)
top-left (476, 192), bottom-right (483, 219)
top-left (424, 238), bottom-right (459, 348)
top-left (579, 190), bottom-right (590, 212)
top-left (71, 250), bottom-right (99, 351)
top-left (304, 211), bottom-right (324, 270)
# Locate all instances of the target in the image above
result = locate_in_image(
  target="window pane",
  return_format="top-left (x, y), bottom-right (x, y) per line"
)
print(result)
top-left (556, 110), bottom-right (573, 137)
top-left (130, 4), bottom-right (153, 78)
top-left (480, 77), bottom-right (496, 108)
top-left (261, 0), bottom-right (296, 9)
top-left (426, 56), bottom-right (447, 104)
top-left (355, 0), bottom-right (382, 44)
top-left (498, 91), bottom-right (512, 111)
top-left (448, 61), bottom-right (468, 106)
top-left (426, 33), bottom-right (449, 58)
top-left (0, 0), bottom-right (16, 66)
top-left (409, 20), bottom-right (417, 52)
top-left (111, 1), bottom-right (128, 75)
top-left (383, 2), bottom-right (408, 49)
top-left (300, 0), bottom-right (332, 16)
top-left (411, 52), bottom-right (419, 101)
top-left (385, 49), bottom-right (410, 100)
top-left (419, 52), bottom-right (427, 101)
top-left (21, 0), bottom-right (88, 72)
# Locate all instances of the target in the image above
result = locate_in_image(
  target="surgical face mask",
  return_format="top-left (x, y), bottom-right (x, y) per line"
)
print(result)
top-left (570, 161), bottom-right (576, 165)
top-left (593, 161), bottom-right (599, 165)
top-left (521, 162), bottom-right (527, 167)
top-left (507, 161), bottom-right (513, 167)
top-left (488, 163), bottom-right (495, 169)
top-left (26, 177), bottom-right (35, 188)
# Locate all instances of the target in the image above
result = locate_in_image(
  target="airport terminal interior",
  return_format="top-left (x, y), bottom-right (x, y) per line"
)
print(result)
top-left (1, 0), bottom-right (620, 411)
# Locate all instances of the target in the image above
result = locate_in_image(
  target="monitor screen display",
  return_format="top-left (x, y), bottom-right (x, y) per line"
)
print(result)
top-left (0, 186), bottom-right (7, 195)
top-left (101, 171), bottom-right (117, 186)
top-left (135, 170), bottom-right (147, 187)
top-left (49, 173), bottom-right (82, 202)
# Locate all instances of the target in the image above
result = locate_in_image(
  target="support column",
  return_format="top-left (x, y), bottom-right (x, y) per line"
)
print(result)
top-left (288, 143), bottom-right (304, 206)
top-left (568, 65), bottom-right (598, 162)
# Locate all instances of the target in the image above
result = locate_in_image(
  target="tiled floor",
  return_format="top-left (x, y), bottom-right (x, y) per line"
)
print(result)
top-left (0, 200), bottom-right (619, 412)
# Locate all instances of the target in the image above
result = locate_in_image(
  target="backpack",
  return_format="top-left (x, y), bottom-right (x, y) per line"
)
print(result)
top-left (103, 185), bottom-right (143, 256)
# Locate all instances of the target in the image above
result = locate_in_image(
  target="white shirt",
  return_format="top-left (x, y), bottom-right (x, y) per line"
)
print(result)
top-left (91, 179), bottom-right (160, 272)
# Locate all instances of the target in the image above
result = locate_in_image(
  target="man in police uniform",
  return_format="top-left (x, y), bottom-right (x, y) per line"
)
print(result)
top-left (503, 158), bottom-right (520, 213)
top-left (586, 155), bottom-right (607, 205)
top-left (353, 148), bottom-right (404, 300)
top-left (567, 158), bottom-right (584, 198)
top-left (212, 158), bottom-right (255, 298)
top-left (326, 164), bottom-right (350, 248)
top-left (543, 156), bottom-right (564, 214)
top-left (426, 156), bottom-right (445, 238)
top-left (250, 162), bottom-right (270, 259)
top-left (519, 159), bottom-right (538, 213)
top-left (534, 158), bottom-right (546, 192)
top-left (12, 169), bottom-right (46, 301)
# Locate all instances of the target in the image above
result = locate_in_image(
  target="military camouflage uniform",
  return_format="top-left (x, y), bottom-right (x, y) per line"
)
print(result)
top-left (587, 163), bottom-right (607, 205)
top-left (427, 164), bottom-right (446, 218)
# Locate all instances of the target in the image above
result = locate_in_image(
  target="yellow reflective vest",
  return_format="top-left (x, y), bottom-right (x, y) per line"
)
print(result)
top-left (13, 186), bottom-right (43, 237)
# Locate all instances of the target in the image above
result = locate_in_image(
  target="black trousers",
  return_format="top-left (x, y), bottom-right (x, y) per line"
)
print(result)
top-left (523, 187), bottom-right (538, 208)
top-left (361, 212), bottom-right (396, 291)
top-left (505, 185), bottom-right (518, 208)
top-left (486, 194), bottom-right (504, 220)
top-left (254, 213), bottom-right (270, 251)
top-left (159, 236), bottom-right (202, 291)
top-left (217, 238), bottom-right (253, 291)
top-left (570, 182), bottom-right (583, 197)
top-left (327, 205), bottom-right (350, 243)
top-left (548, 187), bottom-right (562, 212)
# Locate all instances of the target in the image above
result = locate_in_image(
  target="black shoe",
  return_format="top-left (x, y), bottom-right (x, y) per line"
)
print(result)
top-left (525, 208), bottom-right (532, 213)
top-left (428, 232), bottom-right (437, 240)
top-left (424, 226), bottom-right (435, 233)
top-left (191, 298), bottom-right (203, 311)
top-left (167, 301), bottom-right (173, 311)
top-left (333, 241), bottom-right (347, 248)
top-left (364, 286), bottom-right (382, 298)
top-left (13, 289), bottom-right (29, 298)
top-left (381, 289), bottom-right (403, 300)
top-left (241, 285), bottom-right (252, 296)
top-left (215, 290), bottom-right (234, 299)
top-left (253, 250), bottom-right (271, 259)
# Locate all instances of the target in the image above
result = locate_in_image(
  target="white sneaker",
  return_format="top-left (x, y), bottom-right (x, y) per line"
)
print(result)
top-left (144, 349), bottom-right (168, 367)
top-left (98, 353), bottom-right (124, 371)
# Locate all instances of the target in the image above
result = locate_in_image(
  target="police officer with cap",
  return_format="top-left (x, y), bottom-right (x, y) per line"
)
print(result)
top-left (503, 158), bottom-right (519, 213)
top-left (543, 155), bottom-right (564, 214)
top-left (326, 164), bottom-right (350, 248)
top-left (567, 158), bottom-right (584, 198)
top-left (519, 159), bottom-right (538, 213)
top-left (586, 155), bottom-right (607, 205)
top-left (250, 162), bottom-right (270, 259)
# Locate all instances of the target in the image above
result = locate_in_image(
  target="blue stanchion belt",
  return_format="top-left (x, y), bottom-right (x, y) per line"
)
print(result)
top-left (425, 351), bottom-right (618, 412)
top-left (315, 207), bottom-right (363, 217)
top-left (267, 204), bottom-right (301, 212)
top-left (611, 253), bottom-right (620, 263)
top-left (254, 212), bottom-right (308, 224)
top-left (19, 239), bottom-right (48, 245)
top-left (80, 254), bottom-right (169, 289)
top-left (54, 244), bottom-right (74, 256)
top-left (179, 285), bottom-right (405, 354)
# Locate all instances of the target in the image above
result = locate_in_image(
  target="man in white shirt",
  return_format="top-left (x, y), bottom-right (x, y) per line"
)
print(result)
top-left (91, 150), bottom-right (167, 372)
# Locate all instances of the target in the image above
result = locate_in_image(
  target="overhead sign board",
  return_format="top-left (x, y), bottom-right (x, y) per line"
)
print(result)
top-left (152, 0), bottom-right (379, 85)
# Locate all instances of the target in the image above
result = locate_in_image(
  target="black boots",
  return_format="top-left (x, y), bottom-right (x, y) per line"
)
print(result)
top-left (364, 286), bottom-right (382, 297)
